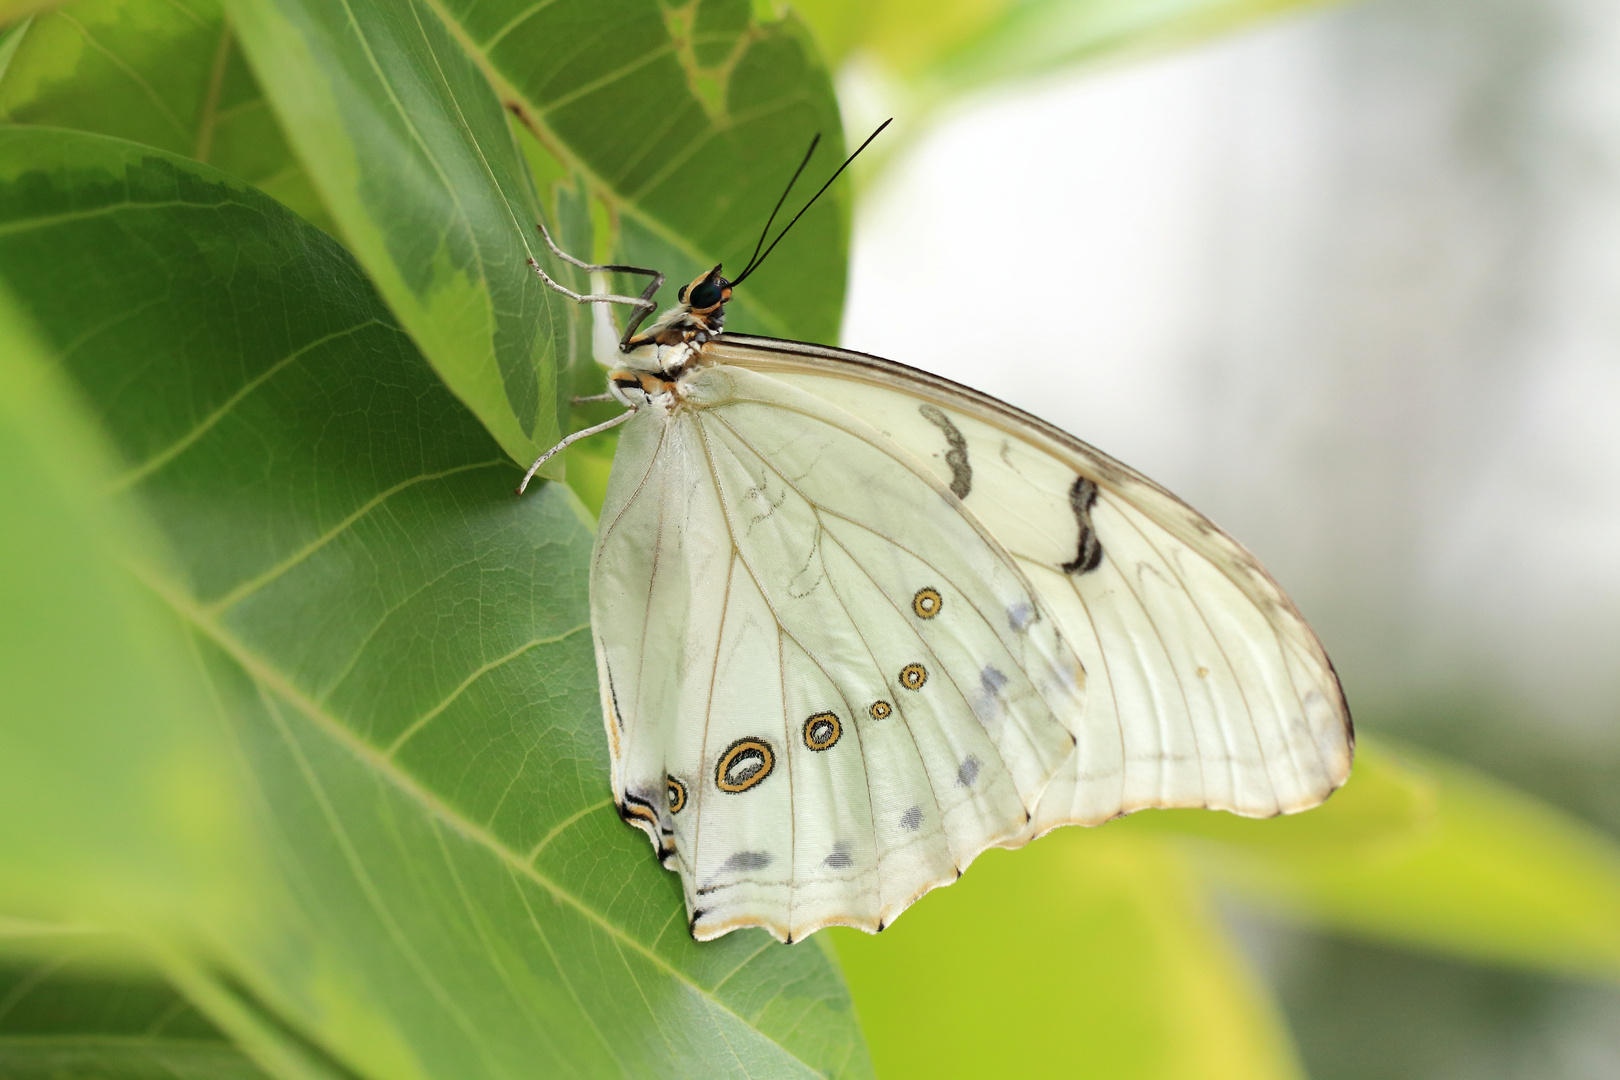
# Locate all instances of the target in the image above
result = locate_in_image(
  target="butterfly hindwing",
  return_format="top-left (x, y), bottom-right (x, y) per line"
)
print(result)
top-left (591, 366), bottom-right (1084, 940)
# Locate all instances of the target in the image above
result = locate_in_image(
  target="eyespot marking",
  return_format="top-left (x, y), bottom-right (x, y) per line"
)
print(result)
top-left (665, 775), bottom-right (687, 814)
top-left (870, 700), bottom-right (892, 720)
top-left (912, 587), bottom-right (943, 619)
top-left (715, 737), bottom-right (775, 793)
top-left (957, 756), bottom-right (981, 787)
top-left (980, 665), bottom-right (1008, 696)
top-left (823, 843), bottom-right (853, 869)
top-left (900, 663), bottom-right (927, 691)
top-left (803, 712), bottom-right (841, 751)
top-left (899, 805), bottom-right (923, 831)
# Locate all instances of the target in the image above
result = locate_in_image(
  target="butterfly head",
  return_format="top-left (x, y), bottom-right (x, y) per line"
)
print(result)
top-left (620, 265), bottom-right (731, 364)
top-left (677, 265), bottom-right (732, 318)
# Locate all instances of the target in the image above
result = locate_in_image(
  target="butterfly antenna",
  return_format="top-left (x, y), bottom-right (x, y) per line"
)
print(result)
top-left (731, 118), bottom-right (892, 288)
top-left (738, 133), bottom-right (821, 282)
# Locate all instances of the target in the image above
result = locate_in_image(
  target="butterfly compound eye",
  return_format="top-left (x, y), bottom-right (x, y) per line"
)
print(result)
top-left (688, 279), bottom-right (724, 309)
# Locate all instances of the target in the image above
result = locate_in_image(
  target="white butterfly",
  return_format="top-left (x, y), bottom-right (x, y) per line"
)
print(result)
top-left (519, 135), bottom-right (1352, 943)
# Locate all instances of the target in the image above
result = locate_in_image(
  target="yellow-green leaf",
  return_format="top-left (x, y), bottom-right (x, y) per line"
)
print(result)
top-left (832, 828), bottom-right (1303, 1080)
top-left (1138, 739), bottom-right (1620, 980)
top-left (0, 283), bottom-right (250, 936)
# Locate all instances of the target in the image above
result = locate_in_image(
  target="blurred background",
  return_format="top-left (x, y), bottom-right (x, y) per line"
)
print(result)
top-left (833, 0), bottom-right (1620, 1074)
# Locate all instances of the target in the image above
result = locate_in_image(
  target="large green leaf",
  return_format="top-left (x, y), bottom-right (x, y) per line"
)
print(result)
top-left (0, 277), bottom-right (248, 934)
top-left (0, 927), bottom-right (271, 1080)
top-left (220, 0), bottom-right (585, 476)
top-left (458, 0), bottom-right (849, 344)
top-left (0, 0), bottom-right (329, 231)
top-left (1128, 739), bottom-right (1620, 981)
top-left (0, 126), bottom-right (870, 1080)
top-left (832, 828), bottom-right (1303, 1079)
top-left (223, 0), bottom-right (846, 471)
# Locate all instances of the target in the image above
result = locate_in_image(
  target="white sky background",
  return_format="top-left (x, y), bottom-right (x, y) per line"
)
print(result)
top-left (839, 0), bottom-right (1620, 742)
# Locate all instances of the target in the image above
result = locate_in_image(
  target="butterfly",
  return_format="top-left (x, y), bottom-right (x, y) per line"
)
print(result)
top-left (518, 124), bottom-right (1353, 943)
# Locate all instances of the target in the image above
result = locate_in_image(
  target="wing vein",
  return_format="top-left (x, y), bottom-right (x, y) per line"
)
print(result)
top-left (1111, 502), bottom-right (1283, 810)
top-left (704, 411), bottom-right (1049, 794)
top-left (693, 418), bottom-right (928, 891)
top-left (1087, 536), bottom-right (1205, 809)
top-left (690, 545), bottom-right (738, 905)
top-left (814, 516), bottom-right (1024, 818)
top-left (708, 411), bottom-right (1055, 687)
top-left (1060, 576), bottom-right (1129, 817)
top-left (777, 625), bottom-right (796, 939)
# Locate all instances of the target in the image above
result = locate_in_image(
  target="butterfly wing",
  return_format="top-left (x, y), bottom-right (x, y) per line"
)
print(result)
top-left (707, 335), bottom-right (1354, 835)
top-left (592, 366), bottom-right (1084, 941)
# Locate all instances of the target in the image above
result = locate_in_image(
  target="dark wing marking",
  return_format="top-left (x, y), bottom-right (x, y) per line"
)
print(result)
top-left (1060, 475), bottom-right (1104, 575)
top-left (920, 403), bottom-right (972, 499)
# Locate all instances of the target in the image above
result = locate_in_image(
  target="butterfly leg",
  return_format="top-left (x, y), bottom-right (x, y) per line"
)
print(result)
top-left (529, 222), bottom-right (666, 349)
top-left (514, 408), bottom-right (636, 496)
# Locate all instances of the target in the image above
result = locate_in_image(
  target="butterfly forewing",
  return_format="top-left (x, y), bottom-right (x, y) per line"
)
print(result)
top-left (708, 336), bottom-right (1353, 833)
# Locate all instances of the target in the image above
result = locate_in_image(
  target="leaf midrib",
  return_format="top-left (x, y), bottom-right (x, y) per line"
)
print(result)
top-left (125, 559), bottom-right (821, 1073)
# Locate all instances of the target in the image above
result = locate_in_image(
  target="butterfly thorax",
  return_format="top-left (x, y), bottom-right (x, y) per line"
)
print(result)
top-left (607, 266), bottom-right (732, 411)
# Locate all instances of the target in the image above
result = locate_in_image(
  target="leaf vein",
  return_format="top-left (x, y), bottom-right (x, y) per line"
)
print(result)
top-left (204, 460), bottom-right (505, 614)
top-left (387, 622), bottom-right (590, 757)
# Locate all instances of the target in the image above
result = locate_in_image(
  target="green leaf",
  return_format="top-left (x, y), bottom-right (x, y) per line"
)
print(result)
top-left (0, 275), bottom-right (248, 934)
top-left (1134, 739), bottom-right (1620, 981)
top-left (225, 0), bottom-right (846, 475)
top-left (0, 126), bottom-right (870, 1079)
top-left (220, 0), bottom-right (584, 476)
top-left (0, 0), bottom-right (331, 232)
top-left (831, 828), bottom-right (1304, 1080)
top-left (469, 0), bottom-right (850, 344)
top-left (0, 1041), bottom-right (265, 1080)
top-left (0, 928), bottom-right (271, 1080)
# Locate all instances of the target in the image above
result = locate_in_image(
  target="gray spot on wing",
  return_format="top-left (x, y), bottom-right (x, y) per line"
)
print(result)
top-left (957, 756), bottom-right (981, 787)
top-left (1061, 475), bottom-right (1104, 575)
top-left (899, 805), bottom-right (923, 831)
top-left (1007, 602), bottom-right (1035, 631)
top-left (722, 850), bottom-right (772, 871)
top-left (920, 403), bottom-right (971, 500)
top-left (980, 665), bottom-right (1008, 696)
top-left (823, 843), bottom-right (853, 869)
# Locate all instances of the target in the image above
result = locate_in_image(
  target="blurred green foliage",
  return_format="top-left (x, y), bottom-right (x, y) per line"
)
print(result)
top-left (1, 0), bottom-right (1617, 1077)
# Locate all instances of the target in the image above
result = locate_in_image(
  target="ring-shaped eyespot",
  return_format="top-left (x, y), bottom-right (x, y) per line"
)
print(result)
top-left (715, 737), bottom-right (775, 793)
top-left (803, 712), bottom-right (841, 751)
top-left (666, 775), bottom-right (688, 814)
top-left (900, 663), bottom-right (928, 691)
top-left (869, 700), bottom-right (892, 720)
top-left (689, 279), bottom-right (724, 310)
top-left (913, 587), bottom-right (943, 619)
